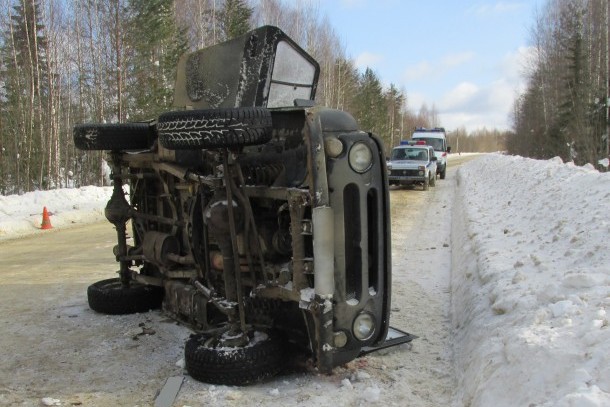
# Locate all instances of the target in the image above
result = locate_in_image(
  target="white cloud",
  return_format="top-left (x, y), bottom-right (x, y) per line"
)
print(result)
top-left (440, 82), bottom-right (480, 111)
top-left (406, 76), bottom-right (518, 131)
top-left (354, 52), bottom-right (384, 69)
top-left (440, 112), bottom-right (486, 131)
top-left (429, 45), bottom-right (537, 132)
top-left (403, 61), bottom-right (433, 82)
top-left (488, 78), bottom-right (521, 111)
top-left (440, 109), bottom-right (511, 132)
top-left (396, 29), bottom-right (533, 132)
top-left (402, 51), bottom-right (475, 83)
top-left (406, 79), bottom-right (516, 132)
top-left (436, 79), bottom-right (521, 131)
top-left (500, 45), bottom-right (537, 94)
top-left (405, 91), bottom-right (428, 111)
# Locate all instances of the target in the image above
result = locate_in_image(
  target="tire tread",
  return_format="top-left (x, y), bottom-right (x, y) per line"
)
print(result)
top-left (158, 107), bottom-right (272, 150)
top-left (87, 278), bottom-right (163, 315)
top-left (184, 331), bottom-right (284, 385)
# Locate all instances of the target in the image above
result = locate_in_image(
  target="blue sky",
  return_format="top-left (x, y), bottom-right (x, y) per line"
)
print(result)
top-left (313, 0), bottom-right (546, 132)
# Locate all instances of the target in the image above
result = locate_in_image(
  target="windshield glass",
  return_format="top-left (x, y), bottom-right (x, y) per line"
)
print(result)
top-left (412, 137), bottom-right (444, 151)
top-left (391, 148), bottom-right (428, 161)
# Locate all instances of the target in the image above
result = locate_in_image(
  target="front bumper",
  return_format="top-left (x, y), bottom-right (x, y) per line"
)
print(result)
top-left (389, 175), bottom-right (426, 183)
top-left (388, 169), bottom-right (426, 183)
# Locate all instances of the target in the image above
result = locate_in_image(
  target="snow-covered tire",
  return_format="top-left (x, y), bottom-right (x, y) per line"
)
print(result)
top-left (73, 123), bottom-right (155, 151)
top-left (157, 107), bottom-right (272, 150)
top-left (184, 330), bottom-right (285, 385)
top-left (87, 278), bottom-right (163, 315)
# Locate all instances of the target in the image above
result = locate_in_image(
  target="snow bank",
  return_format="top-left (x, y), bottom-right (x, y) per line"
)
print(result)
top-left (0, 186), bottom-right (113, 241)
top-left (452, 154), bottom-right (610, 407)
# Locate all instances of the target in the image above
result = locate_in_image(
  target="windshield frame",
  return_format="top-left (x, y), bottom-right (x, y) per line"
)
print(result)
top-left (391, 147), bottom-right (429, 161)
top-left (411, 137), bottom-right (445, 151)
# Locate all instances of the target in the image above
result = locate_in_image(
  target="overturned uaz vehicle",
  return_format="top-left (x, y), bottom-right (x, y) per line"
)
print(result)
top-left (74, 26), bottom-right (413, 385)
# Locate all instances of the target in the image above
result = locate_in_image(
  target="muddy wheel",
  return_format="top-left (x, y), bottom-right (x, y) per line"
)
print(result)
top-left (87, 278), bottom-right (163, 315)
top-left (157, 107), bottom-right (272, 150)
top-left (184, 330), bottom-right (284, 385)
top-left (423, 176), bottom-right (429, 191)
top-left (430, 173), bottom-right (436, 187)
top-left (73, 123), bottom-right (155, 151)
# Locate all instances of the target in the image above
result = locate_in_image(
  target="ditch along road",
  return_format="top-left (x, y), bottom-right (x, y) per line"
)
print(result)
top-left (0, 155), bottom-right (479, 407)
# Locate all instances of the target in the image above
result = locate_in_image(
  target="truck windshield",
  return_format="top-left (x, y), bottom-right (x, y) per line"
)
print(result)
top-left (391, 148), bottom-right (428, 161)
top-left (412, 137), bottom-right (444, 151)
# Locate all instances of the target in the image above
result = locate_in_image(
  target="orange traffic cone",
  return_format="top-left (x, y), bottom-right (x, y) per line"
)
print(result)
top-left (41, 206), bottom-right (52, 230)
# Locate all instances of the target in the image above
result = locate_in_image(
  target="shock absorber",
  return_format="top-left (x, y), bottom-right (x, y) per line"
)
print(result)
top-left (204, 189), bottom-right (243, 303)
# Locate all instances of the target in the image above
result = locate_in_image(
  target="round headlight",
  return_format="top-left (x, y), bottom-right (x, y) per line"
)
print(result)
top-left (353, 312), bottom-right (376, 341)
top-left (325, 137), bottom-right (344, 158)
top-left (349, 142), bottom-right (373, 173)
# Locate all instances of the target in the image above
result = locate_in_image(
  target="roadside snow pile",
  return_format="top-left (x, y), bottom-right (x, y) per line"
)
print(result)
top-left (452, 154), bottom-right (610, 407)
top-left (0, 186), bottom-right (113, 241)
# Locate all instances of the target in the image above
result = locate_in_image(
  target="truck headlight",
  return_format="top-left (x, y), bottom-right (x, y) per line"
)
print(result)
top-left (325, 137), bottom-right (343, 158)
top-left (418, 165), bottom-right (425, 176)
top-left (353, 312), bottom-right (375, 341)
top-left (349, 142), bottom-right (373, 173)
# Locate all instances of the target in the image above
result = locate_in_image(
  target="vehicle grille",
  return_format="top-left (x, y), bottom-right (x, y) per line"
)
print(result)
top-left (343, 183), bottom-right (379, 301)
top-left (391, 169), bottom-right (419, 176)
top-left (344, 184), bottom-right (362, 300)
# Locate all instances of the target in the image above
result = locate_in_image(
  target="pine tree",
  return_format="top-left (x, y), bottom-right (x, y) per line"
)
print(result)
top-left (354, 68), bottom-right (387, 137)
top-left (7, 0), bottom-right (47, 90)
top-left (126, 0), bottom-right (188, 120)
top-left (219, 0), bottom-right (252, 40)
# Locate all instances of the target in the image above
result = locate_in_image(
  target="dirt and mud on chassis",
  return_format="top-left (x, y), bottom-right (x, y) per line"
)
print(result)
top-left (74, 26), bottom-right (414, 385)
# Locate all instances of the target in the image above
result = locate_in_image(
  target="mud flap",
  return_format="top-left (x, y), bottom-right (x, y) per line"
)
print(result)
top-left (358, 326), bottom-right (417, 356)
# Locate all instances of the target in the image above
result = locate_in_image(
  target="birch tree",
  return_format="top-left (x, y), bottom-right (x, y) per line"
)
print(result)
top-left (511, 0), bottom-right (607, 165)
top-left (0, 0), bottom-right (48, 193)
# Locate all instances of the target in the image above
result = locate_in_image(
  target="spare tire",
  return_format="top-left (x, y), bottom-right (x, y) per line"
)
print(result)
top-left (74, 122), bottom-right (155, 151)
top-left (157, 107), bottom-right (272, 150)
top-left (87, 278), bottom-right (163, 315)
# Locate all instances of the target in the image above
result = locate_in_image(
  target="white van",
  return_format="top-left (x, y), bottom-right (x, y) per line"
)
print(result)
top-left (411, 128), bottom-right (451, 179)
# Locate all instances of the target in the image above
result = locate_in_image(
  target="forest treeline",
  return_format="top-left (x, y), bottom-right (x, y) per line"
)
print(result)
top-left (1, 0), bottom-right (604, 194)
top-left (509, 0), bottom-right (609, 166)
top-left (0, 0), bottom-right (438, 194)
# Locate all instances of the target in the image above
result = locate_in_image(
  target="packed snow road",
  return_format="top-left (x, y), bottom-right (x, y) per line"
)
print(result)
top-left (0, 156), bottom-right (478, 407)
